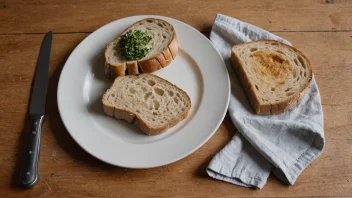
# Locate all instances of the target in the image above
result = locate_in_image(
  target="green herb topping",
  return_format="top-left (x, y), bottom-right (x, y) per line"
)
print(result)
top-left (120, 30), bottom-right (153, 60)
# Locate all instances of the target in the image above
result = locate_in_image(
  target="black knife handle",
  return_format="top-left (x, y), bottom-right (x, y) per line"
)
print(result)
top-left (20, 115), bottom-right (44, 188)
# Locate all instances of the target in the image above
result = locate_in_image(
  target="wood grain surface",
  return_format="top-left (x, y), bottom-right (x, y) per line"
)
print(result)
top-left (0, 0), bottom-right (352, 33)
top-left (0, 0), bottom-right (352, 197)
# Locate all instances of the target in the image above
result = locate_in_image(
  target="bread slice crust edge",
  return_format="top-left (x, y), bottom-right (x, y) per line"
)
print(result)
top-left (102, 74), bottom-right (191, 135)
top-left (230, 40), bottom-right (313, 115)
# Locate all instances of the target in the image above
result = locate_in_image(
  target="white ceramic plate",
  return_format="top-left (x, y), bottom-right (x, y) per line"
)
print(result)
top-left (57, 15), bottom-right (230, 168)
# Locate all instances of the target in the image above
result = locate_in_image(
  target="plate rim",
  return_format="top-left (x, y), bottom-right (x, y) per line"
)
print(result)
top-left (57, 15), bottom-right (230, 168)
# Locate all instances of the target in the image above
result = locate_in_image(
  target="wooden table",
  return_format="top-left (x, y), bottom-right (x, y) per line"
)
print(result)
top-left (1, 0), bottom-right (351, 197)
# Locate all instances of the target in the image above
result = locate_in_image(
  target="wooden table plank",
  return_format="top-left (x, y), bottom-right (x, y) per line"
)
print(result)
top-left (0, 0), bottom-right (352, 34)
top-left (0, 30), bottom-right (351, 197)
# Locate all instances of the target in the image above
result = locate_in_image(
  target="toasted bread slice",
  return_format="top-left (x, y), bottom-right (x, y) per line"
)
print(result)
top-left (102, 74), bottom-right (191, 135)
top-left (104, 18), bottom-right (178, 79)
top-left (230, 40), bottom-right (313, 115)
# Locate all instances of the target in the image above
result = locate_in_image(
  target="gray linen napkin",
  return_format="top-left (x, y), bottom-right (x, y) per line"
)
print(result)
top-left (206, 14), bottom-right (325, 189)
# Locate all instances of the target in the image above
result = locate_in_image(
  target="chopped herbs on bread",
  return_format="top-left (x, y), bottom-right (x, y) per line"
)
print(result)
top-left (120, 30), bottom-right (153, 60)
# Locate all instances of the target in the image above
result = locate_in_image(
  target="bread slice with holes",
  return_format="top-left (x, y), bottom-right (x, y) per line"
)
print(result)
top-left (230, 40), bottom-right (313, 115)
top-left (104, 18), bottom-right (178, 79)
top-left (102, 74), bottom-right (191, 135)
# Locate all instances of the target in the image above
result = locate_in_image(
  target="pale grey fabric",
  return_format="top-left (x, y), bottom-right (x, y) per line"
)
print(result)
top-left (206, 14), bottom-right (325, 189)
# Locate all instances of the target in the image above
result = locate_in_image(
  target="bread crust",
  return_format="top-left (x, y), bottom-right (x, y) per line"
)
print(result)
top-left (127, 61), bottom-right (139, 75)
top-left (102, 74), bottom-right (191, 135)
top-left (168, 36), bottom-right (178, 60)
top-left (104, 18), bottom-right (178, 79)
top-left (138, 58), bottom-right (163, 73)
top-left (105, 62), bottom-right (126, 78)
top-left (230, 40), bottom-right (313, 115)
top-left (155, 48), bottom-right (173, 68)
top-left (161, 47), bottom-right (174, 67)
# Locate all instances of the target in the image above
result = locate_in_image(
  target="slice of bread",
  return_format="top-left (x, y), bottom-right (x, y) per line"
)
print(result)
top-left (104, 18), bottom-right (178, 79)
top-left (102, 74), bottom-right (191, 135)
top-left (230, 40), bottom-right (313, 115)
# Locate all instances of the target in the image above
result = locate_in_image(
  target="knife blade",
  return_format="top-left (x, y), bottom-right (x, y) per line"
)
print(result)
top-left (20, 31), bottom-right (52, 188)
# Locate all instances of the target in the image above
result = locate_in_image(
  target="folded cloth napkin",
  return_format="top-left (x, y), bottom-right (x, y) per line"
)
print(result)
top-left (206, 14), bottom-right (325, 189)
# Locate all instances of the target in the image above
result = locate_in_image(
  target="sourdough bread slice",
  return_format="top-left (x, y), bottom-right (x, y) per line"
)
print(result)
top-left (230, 40), bottom-right (313, 115)
top-left (104, 18), bottom-right (178, 79)
top-left (102, 74), bottom-right (191, 135)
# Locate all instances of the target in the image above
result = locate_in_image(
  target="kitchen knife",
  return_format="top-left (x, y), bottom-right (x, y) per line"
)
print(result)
top-left (20, 31), bottom-right (52, 188)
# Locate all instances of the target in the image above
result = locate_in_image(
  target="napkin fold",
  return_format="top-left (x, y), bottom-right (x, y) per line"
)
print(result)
top-left (206, 14), bottom-right (325, 189)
